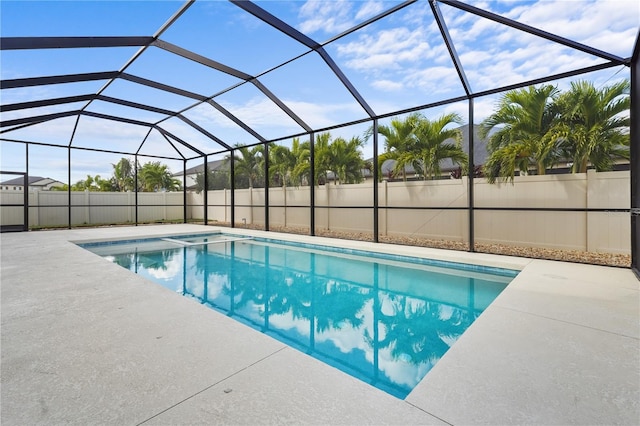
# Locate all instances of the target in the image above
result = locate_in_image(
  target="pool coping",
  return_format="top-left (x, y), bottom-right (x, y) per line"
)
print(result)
top-left (2, 224), bottom-right (638, 425)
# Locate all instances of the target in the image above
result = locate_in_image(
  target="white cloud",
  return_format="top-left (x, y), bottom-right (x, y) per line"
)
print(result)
top-left (219, 97), bottom-right (303, 131)
top-left (505, 0), bottom-right (638, 57)
top-left (284, 99), bottom-right (366, 128)
top-left (298, 0), bottom-right (355, 35)
top-left (355, 1), bottom-right (385, 21)
top-left (337, 27), bottom-right (432, 73)
top-left (371, 79), bottom-right (404, 91)
top-left (73, 116), bottom-right (151, 144)
top-left (458, 50), bottom-right (492, 67)
top-left (403, 66), bottom-right (464, 94)
top-left (444, 97), bottom-right (496, 123)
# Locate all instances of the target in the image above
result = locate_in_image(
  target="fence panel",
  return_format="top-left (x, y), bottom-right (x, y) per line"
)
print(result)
top-left (14, 171), bottom-right (630, 254)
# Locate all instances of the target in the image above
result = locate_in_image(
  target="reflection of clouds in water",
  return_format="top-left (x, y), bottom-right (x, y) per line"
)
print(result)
top-left (186, 278), bottom-right (204, 299)
top-left (377, 347), bottom-right (434, 388)
top-left (438, 304), bottom-right (454, 321)
top-left (268, 307), bottom-right (367, 355)
top-left (202, 273), bottom-right (227, 301)
top-left (360, 299), bottom-right (435, 388)
top-left (186, 272), bottom-right (226, 301)
top-left (182, 254), bottom-right (228, 300)
top-left (379, 296), bottom-right (402, 316)
top-left (268, 297), bottom-right (436, 388)
top-left (147, 255), bottom-right (181, 280)
top-left (269, 311), bottom-right (311, 335)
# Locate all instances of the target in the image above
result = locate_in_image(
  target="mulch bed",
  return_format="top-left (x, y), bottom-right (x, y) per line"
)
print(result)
top-left (228, 223), bottom-right (630, 268)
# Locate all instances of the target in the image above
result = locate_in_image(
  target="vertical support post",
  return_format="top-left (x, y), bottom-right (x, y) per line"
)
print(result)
top-left (24, 144), bottom-right (29, 231)
top-left (310, 132), bottom-right (315, 236)
top-left (183, 159), bottom-right (187, 223)
top-left (264, 143), bottom-right (269, 231)
top-left (67, 116), bottom-right (80, 230)
top-left (372, 119), bottom-right (379, 243)
top-left (631, 36), bottom-right (640, 277)
top-left (134, 154), bottom-right (138, 226)
top-left (67, 146), bottom-right (71, 229)
top-left (468, 98), bottom-right (475, 252)
top-left (203, 155), bottom-right (208, 226)
top-left (230, 150), bottom-right (235, 228)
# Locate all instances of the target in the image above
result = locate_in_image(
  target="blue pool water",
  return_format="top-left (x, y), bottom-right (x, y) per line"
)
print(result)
top-left (80, 233), bottom-right (517, 399)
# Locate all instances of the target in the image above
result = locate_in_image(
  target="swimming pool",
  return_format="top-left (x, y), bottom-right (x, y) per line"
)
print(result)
top-left (80, 232), bottom-right (517, 399)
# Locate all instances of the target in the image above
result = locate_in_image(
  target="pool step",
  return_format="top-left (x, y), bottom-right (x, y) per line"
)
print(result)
top-left (160, 237), bottom-right (253, 247)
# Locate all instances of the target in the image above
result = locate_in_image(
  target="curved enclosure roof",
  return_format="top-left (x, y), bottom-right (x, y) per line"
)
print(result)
top-left (1, 0), bottom-right (639, 163)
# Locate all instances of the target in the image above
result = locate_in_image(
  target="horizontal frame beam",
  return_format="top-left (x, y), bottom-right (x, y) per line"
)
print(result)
top-left (0, 36), bottom-right (154, 50)
top-left (1, 71), bottom-right (119, 89)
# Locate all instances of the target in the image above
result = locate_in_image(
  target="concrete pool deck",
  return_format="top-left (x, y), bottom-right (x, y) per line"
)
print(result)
top-left (1, 224), bottom-right (638, 425)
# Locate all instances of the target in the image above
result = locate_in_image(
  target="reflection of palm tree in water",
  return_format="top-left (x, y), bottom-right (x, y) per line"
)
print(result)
top-left (225, 261), bottom-right (269, 310)
top-left (366, 295), bottom-right (477, 365)
top-left (113, 249), bottom-right (176, 272)
top-left (112, 253), bottom-right (134, 270)
top-left (259, 274), bottom-right (371, 335)
top-left (137, 249), bottom-right (176, 271)
top-left (313, 280), bottom-right (370, 333)
top-left (218, 261), bottom-right (371, 336)
top-left (189, 246), bottom-right (477, 368)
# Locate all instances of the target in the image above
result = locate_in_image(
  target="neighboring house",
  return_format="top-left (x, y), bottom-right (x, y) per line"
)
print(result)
top-left (173, 159), bottom-right (227, 190)
top-left (0, 176), bottom-right (65, 191)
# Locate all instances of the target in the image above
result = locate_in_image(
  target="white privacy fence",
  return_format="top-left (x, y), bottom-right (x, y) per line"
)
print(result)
top-left (1, 170), bottom-right (630, 254)
top-left (192, 170), bottom-right (630, 255)
top-left (0, 190), bottom-right (184, 227)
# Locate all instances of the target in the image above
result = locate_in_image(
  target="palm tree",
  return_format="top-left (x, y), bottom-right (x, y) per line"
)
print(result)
top-left (291, 133), bottom-right (331, 186)
top-left (328, 136), bottom-right (366, 184)
top-left (376, 113), bottom-right (421, 181)
top-left (231, 145), bottom-right (263, 188)
top-left (70, 174), bottom-right (114, 191)
top-left (288, 133), bottom-right (366, 186)
top-left (411, 113), bottom-right (467, 180)
top-left (313, 132), bottom-right (332, 185)
top-left (551, 80), bottom-right (630, 173)
top-left (290, 137), bottom-right (310, 186)
top-left (112, 157), bottom-right (135, 191)
top-left (480, 84), bottom-right (561, 183)
top-left (72, 175), bottom-right (93, 191)
top-left (268, 143), bottom-right (296, 187)
top-left (138, 161), bottom-right (181, 192)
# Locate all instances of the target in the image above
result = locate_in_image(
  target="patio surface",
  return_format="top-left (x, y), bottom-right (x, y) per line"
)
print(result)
top-left (1, 224), bottom-right (638, 425)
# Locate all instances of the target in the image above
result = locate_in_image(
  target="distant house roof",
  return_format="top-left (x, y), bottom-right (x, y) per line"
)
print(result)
top-left (0, 176), bottom-right (63, 187)
top-left (173, 159), bottom-right (228, 177)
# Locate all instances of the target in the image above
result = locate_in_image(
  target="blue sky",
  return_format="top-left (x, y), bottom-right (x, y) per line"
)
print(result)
top-left (1, 0), bottom-right (638, 183)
